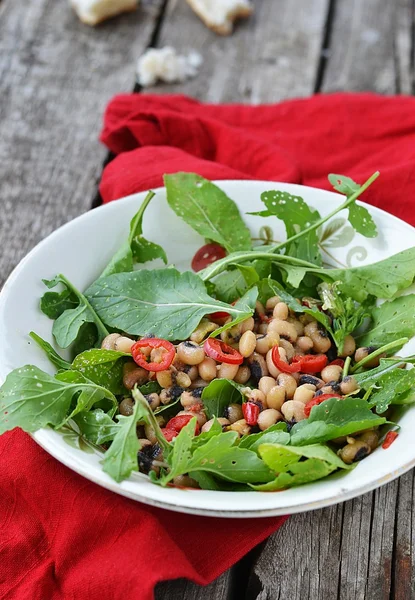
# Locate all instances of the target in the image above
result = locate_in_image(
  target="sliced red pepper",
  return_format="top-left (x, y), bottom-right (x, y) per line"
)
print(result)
top-left (242, 402), bottom-right (260, 426)
top-left (131, 338), bottom-right (175, 372)
top-left (161, 428), bottom-right (178, 442)
top-left (304, 393), bottom-right (343, 418)
top-left (209, 311), bottom-right (230, 321)
top-left (292, 354), bottom-right (329, 374)
top-left (382, 431), bottom-right (398, 449)
top-left (165, 414), bottom-right (200, 433)
top-left (191, 243), bottom-right (227, 272)
top-left (204, 338), bottom-right (243, 365)
top-left (271, 346), bottom-right (301, 374)
top-left (328, 358), bottom-right (345, 368)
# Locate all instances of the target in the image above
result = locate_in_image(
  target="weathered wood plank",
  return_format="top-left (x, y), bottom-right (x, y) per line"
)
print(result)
top-left (147, 0), bottom-right (330, 102)
top-left (0, 0), bottom-right (163, 286)
top-left (156, 571), bottom-right (234, 600)
top-left (320, 0), bottom-right (414, 94)
top-left (393, 471), bottom-right (415, 600)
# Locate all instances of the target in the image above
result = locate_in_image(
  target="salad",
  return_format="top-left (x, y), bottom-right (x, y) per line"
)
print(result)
top-left (1, 171), bottom-right (415, 492)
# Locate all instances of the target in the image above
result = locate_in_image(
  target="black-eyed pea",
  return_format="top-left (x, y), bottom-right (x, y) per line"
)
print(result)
top-left (176, 372), bottom-right (192, 388)
top-left (309, 328), bottom-right (331, 353)
top-left (239, 330), bottom-right (257, 357)
top-left (259, 376), bottom-right (277, 396)
top-left (296, 336), bottom-right (314, 352)
top-left (225, 403), bottom-right (244, 424)
top-left (173, 475), bottom-right (199, 488)
top-left (101, 333), bottom-right (121, 350)
top-left (114, 335), bottom-right (134, 353)
top-left (201, 417), bottom-right (229, 433)
top-left (230, 418), bottom-right (250, 436)
top-left (354, 346), bottom-right (383, 368)
top-left (279, 338), bottom-right (295, 361)
top-left (321, 365), bottom-right (343, 383)
top-left (273, 302), bottom-right (289, 320)
top-left (177, 341), bottom-right (205, 365)
top-left (234, 365), bottom-right (251, 384)
top-left (241, 317), bottom-right (255, 333)
top-left (293, 383), bottom-right (316, 404)
top-left (266, 295), bottom-right (281, 310)
top-left (299, 374), bottom-right (325, 388)
top-left (255, 300), bottom-right (266, 317)
top-left (218, 362), bottom-right (239, 380)
top-left (119, 397), bottom-right (135, 416)
top-left (198, 357), bottom-right (217, 381)
top-left (277, 373), bottom-right (298, 399)
top-left (299, 313), bottom-right (315, 325)
top-left (156, 369), bottom-right (174, 388)
top-left (190, 378), bottom-right (209, 389)
top-left (180, 390), bottom-right (200, 408)
top-left (123, 363), bottom-right (148, 389)
top-left (338, 335), bottom-right (356, 358)
top-left (340, 376), bottom-right (358, 395)
top-left (357, 430), bottom-right (379, 450)
top-left (281, 400), bottom-right (306, 422)
top-left (145, 393), bottom-right (160, 410)
top-left (138, 438), bottom-right (152, 450)
top-left (304, 321), bottom-right (318, 336)
top-left (266, 386), bottom-right (286, 411)
top-left (221, 322), bottom-right (243, 345)
top-left (288, 318), bottom-right (304, 336)
top-left (258, 323), bottom-right (268, 335)
top-left (184, 365), bottom-right (199, 381)
top-left (248, 352), bottom-right (269, 381)
top-left (257, 408), bottom-right (282, 431)
top-left (144, 423), bottom-right (157, 444)
top-left (266, 348), bottom-right (281, 378)
top-left (339, 440), bottom-right (371, 464)
top-left (320, 384), bottom-right (340, 395)
top-left (190, 320), bottom-right (218, 343)
top-left (245, 388), bottom-right (266, 406)
top-left (268, 319), bottom-right (298, 343)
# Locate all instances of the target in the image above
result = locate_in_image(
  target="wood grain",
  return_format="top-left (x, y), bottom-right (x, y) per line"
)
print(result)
top-left (146, 0), bottom-right (330, 102)
top-left (156, 571), bottom-right (234, 600)
top-left (0, 0), bottom-right (163, 287)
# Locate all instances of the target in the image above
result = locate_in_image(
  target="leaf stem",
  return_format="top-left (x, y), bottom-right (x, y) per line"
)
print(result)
top-left (351, 337), bottom-right (409, 373)
top-left (268, 171), bottom-right (380, 254)
top-left (129, 191), bottom-right (155, 244)
top-left (342, 356), bottom-right (351, 378)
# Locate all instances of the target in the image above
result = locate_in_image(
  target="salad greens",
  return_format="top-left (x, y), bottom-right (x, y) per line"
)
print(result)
top-left (1, 170), bottom-right (414, 493)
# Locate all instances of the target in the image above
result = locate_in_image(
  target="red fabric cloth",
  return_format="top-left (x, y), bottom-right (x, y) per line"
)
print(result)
top-left (100, 93), bottom-right (415, 227)
top-left (3, 93), bottom-right (415, 600)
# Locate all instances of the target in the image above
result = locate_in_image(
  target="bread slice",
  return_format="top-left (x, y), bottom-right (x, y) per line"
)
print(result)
top-left (70, 0), bottom-right (138, 26)
top-left (186, 0), bottom-right (253, 35)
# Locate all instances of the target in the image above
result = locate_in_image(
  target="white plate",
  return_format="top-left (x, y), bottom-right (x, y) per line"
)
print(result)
top-left (0, 181), bottom-right (414, 518)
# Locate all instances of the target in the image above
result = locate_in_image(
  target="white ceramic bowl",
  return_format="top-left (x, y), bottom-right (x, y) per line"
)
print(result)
top-left (0, 181), bottom-right (414, 517)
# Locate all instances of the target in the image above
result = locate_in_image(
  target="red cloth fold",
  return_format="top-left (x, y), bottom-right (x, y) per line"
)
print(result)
top-left (3, 92), bottom-right (415, 600)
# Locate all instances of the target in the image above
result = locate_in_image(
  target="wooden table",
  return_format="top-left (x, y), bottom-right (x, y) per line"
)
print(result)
top-left (1, 1), bottom-right (414, 598)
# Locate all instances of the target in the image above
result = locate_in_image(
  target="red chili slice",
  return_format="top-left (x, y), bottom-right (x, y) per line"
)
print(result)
top-left (161, 428), bottom-right (178, 442)
top-left (304, 393), bottom-right (343, 418)
top-left (242, 402), bottom-right (260, 426)
top-left (328, 359), bottom-right (345, 368)
top-left (204, 338), bottom-right (244, 365)
top-left (209, 311), bottom-right (230, 322)
top-left (271, 346), bottom-right (301, 374)
top-left (382, 431), bottom-right (398, 449)
top-left (131, 338), bottom-right (175, 372)
top-left (191, 243), bottom-right (227, 272)
top-left (292, 354), bottom-right (329, 374)
top-left (165, 414), bottom-right (200, 434)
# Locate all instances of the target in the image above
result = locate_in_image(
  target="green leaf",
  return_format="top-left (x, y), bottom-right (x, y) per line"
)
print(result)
top-left (250, 190), bottom-right (322, 265)
top-left (357, 295), bottom-right (415, 348)
top-left (161, 417), bottom-right (197, 483)
top-left (328, 174), bottom-right (361, 196)
top-left (29, 332), bottom-right (72, 371)
top-left (239, 422), bottom-right (290, 453)
top-left (201, 379), bottom-right (244, 419)
top-left (354, 358), bottom-right (409, 389)
top-left (100, 191), bottom-right (167, 278)
top-left (73, 409), bottom-right (118, 445)
top-left (252, 442), bottom-right (352, 490)
top-left (368, 368), bottom-right (415, 414)
top-left (101, 397), bottom-right (149, 482)
top-left (72, 349), bottom-right (129, 395)
top-left (348, 203), bottom-right (378, 238)
top-left (209, 287), bottom-right (258, 339)
top-left (0, 365), bottom-right (117, 434)
top-left (86, 268), bottom-right (255, 341)
top-left (164, 173), bottom-right (251, 253)
top-left (41, 275), bottom-right (109, 348)
top-left (71, 322), bottom-right (99, 357)
top-left (328, 247), bottom-right (415, 302)
top-left (40, 288), bottom-right (78, 319)
top-left (213, 269), bottom-right (250, 303)
top-left (290, 397), bottom-right (386, 446)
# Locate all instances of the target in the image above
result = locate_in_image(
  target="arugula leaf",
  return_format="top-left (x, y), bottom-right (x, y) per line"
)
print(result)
top-left (100, 191), bottom-right (167, 278)
top-left (354, 358), bottom-right (409, 389)
top-left (239, 422), bottom-right (290, 453)
top-left (188, 471), bottom-right (222, 490)
top-left (86, 268), bottom-right (256, 341)
top-left (367, 368), bottom-right (415, 414)
top-left (161, 417), bottom-right (198, 483)
top-left (209, 287), bottom-right (258, 339)
top-left (213, 269), bottom-right (250, 303)
top-left (160, 430), bottom-right (274, 486)
top-left (329, 174), bottom-right (377, 238)
top-left (73, 409), bottom-right (118, 445)
top-left (201, 379), bottom-right (244, 419)
top-left (40, 288), bottom-right (78, 319)
top-left (71, 349), bottom-right (129, 395)
top-left (101, 396), bottom-right (149, 482)
top-left (164, 173), bottom-right (251, 253)
top-left (357, 295), bottom-right (415, 348)
top-left (0, 365), bottom-right (117, 434)
top-left (290, 397), bottom-right (386, 445)
top-left (250, 190), bottom-right (322, 265)
top-left (29, 331), bottom-right (71, 371)
top-left (41, 275), bottom-right (109, 349)
top-left (252, 443), bottom-right (352, 491)
top-left (71, 323), bottom-right (99, 357)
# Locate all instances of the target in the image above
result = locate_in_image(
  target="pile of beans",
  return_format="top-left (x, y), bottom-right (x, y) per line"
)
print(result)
top-left (101, 294), bottom-right (383, 476)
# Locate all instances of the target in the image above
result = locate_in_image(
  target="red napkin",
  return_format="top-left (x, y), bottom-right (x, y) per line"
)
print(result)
top-left (2, 93), bottom-right (415, 600)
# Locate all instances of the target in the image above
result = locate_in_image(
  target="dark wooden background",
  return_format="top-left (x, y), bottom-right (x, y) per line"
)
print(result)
top-left (1, 1), bottom-right (414, 598)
